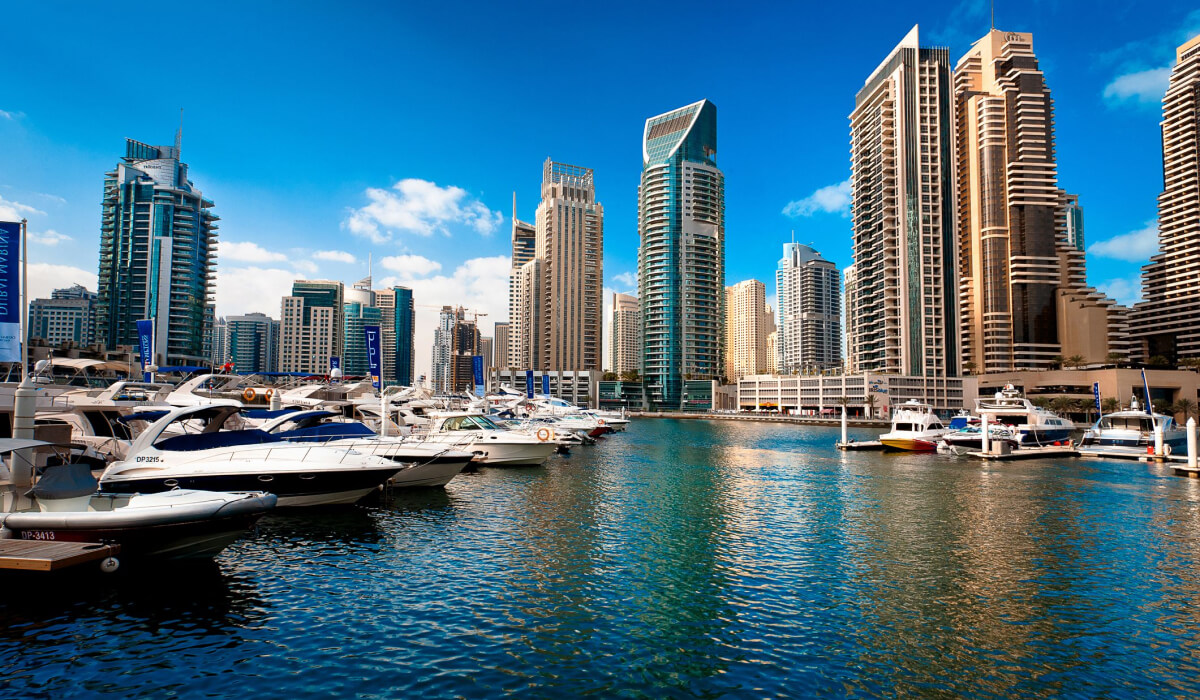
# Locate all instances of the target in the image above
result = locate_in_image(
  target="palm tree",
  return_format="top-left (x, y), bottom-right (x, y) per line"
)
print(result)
top-left (1102, 397), bottom-right (1119, 414)
top-left (1050, 395), bottom-right (1074, 417)
top-left (1049, 355), bottom-right (1065, 370)
top-left (864, 393), bottom-right (878, 419)
top-left (1031, 396), bottom-right (1052, 409)
top-left (963, 361), bottom-right (977, 375)
top-left (1149, 355), bottom-right (1170, 368)
top-left (1066, 355), bottom-right (1085, 369)
top-left (1173, 398), bottom-right (1196, 422)
top-left (1153, 398), bottom-right (1173, 416)
top-left (1107, 352), bottom-right (1125, 367)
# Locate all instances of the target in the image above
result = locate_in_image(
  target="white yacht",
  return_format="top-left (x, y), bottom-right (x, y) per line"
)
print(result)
top-left (976, 385), bottom-right (1074, 446)
top-left (100, 405), bottom-right (407, 506)
top-left (1080, 405), bottom-right (1186, 451)
top-left (879, 400), bottom-right (952, 452)
top-left (416, 412), bottom-right (558, 466)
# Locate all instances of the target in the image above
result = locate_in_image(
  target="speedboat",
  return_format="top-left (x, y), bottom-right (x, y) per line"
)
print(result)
top-left (256, 410), bottom-right (472, 487)
top-left (416, 412), bottom-right (558, 466)
top-left (99, 405), bottom-right (407, 507)
top-left (1080, 409), bottom-right (1186, 450)
top-left (0, 439), bottom-right (275, 560)
top-left (879, 400), bottom-right (951, 452)
top-left (976, 385), bottom-right (1074, 446)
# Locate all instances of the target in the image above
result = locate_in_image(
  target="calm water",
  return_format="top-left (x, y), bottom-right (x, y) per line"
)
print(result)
top-left (6, 419), bottom-right (1200, 697)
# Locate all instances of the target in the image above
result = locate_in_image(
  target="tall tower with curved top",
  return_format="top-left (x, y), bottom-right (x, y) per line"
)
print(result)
top-left (637, 99), bottom-right (725, 410)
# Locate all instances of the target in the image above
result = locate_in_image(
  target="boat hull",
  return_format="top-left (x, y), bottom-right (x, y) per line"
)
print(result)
top-left (100, 466), bottom-right (404, 507)
top-left (880, 437), bottom-right (940, 452)
top-left (388, 459), bottom-right (469, 488)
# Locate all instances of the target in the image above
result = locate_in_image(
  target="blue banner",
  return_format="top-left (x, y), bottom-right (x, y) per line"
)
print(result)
top-left (135, 319), bottom-right (154, 382)
top-left (541, 374), bottom-right (549, 396)
top-left (525, 370), bottom-right (534, 399)
top-left (472, 355), bottom-right (484, 396)
top-left (364, 325), bottom-right (382, 389)
top-left (1093, 382), bottom-right (1101, 412)
top-left (329, 356), bottom-right (340, 371)
top-left (0, 221), bottom-right (20, 363)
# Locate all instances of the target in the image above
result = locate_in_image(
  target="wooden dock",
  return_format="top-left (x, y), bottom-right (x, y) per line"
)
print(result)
top-left (0, 540), bottom-right (120, 573)
top-left (968, 446), bottom-right (1080, 461)
top-left (837, 440), bottom-right (886, 451)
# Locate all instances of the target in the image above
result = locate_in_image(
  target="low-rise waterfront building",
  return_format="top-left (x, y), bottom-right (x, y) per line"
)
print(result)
top-left (737, 372), bottom-right (977, 418)
top-left (976, 368), bottom-right (1200, 416)
top-left (492, 369), bottom-right (603, 408)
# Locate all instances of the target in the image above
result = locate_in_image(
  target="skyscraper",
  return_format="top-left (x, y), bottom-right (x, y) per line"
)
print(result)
top-left (638, 99), bottom-right (724, 409)
top-left (96, 134), bottom-right (217, 364)
top-left (343, 278), bottom-right (381, 377)
top-left (279, 280), bottom-right (344, 373)
top-left (512, 258), bottom-right (543, 370)
top-left (775, 243), bottom-right (841, 372)
top-left (848, 26), bottom-right (957, 377)
top-left (508, 199), bottom-right (537, 368)
top-left (534, 159), bottom-right (604, 371)
top-left (225, 312), bottom-right (280, 374)
top-left (610, 292), bottom-right (640, 376)
top-left (493, 321), bottom-right (510, 370)
top-left (376, 286), bottom-right (415, 385)
top-left (1129, 33), bottom-right (1200, 361)
top-left (431, 306), bottom-right (457, 393)
top-left (724, 280), bottom-right (770, 381)
top-left (29, 285), bottom-right (97, 348)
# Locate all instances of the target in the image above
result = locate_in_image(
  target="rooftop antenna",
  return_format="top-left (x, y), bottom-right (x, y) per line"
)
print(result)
top-left (175, 108), bottom-right (183, 154)
top-left (990, 0), bottom-right (995, 30)
top-left (368, 252), bottom-right (372, 281)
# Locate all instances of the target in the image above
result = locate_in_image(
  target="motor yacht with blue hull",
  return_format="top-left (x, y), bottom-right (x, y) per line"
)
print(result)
top-left (0, 440), bottom-right (276, 560)
top-left (255, 410), bottom-right (471, 488)
top-left (99, 406), bottom-right (407, 507)
top-left (1080, 410), bottom-right (1187, 450)
top-left (976, 385), bottom-right (1074, 446)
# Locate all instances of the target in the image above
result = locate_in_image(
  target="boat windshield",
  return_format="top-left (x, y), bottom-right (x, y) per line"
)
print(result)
top-left (442, 415), bottom-right (502, 431)
top-left (893, 423), bottom-right (914, 432)
top-left (1100, 416), bottom-right (1154, 432)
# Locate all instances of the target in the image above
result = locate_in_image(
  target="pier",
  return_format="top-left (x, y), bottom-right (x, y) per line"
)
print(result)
top-left (0, 540), bottom-right (120, 573)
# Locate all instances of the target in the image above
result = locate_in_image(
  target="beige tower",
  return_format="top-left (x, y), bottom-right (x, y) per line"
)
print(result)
top-left (279, 280), bottom-right (344, 374)
top-left (724, 279), bottom-right (769, 381)
top-left (534, 159), bottom-right (604, 371)
top-left (611, 292), bottom-right (640, 376)
top-left (1129, 34), bottom-right (1200, 361)
top-left (508, 197), bottom-right (536, 369)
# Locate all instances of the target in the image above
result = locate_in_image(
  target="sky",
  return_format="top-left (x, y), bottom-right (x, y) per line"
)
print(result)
top-left (2, 1), bottom-right (1196, 379)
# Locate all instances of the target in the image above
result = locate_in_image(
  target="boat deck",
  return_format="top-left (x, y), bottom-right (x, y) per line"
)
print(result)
top-left (0, 540), bottom-right (120, 573)
top-left (967, 446), bottom-right (1080, 461)
top-left (836, 440), bottom-right (885, 451)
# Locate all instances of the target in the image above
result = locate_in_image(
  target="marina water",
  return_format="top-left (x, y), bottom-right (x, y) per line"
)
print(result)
top-left (5, 418), bottom-right (1200, 696)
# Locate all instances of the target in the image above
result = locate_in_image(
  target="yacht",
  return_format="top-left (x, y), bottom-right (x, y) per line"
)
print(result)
top-left (256, 410), bottom-right (472, 487)
top-left (879, 400), bottom-right (952, 452)
top-left (99, 405), bottom-right (407, 506)
top-left (976, 385), bottom-right (1074, 446)
top-left (939, 419), bottom-right (1021, 452)
top-left (1080, 408), bottom-right (1186, 451)
top-left (1, 439), bottom-right (275, 560)
top-left (416, 412), bottom-right (558, 466)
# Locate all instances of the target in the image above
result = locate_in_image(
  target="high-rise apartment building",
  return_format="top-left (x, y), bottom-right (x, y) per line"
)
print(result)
top-left (431, 306), bottom-right (457, 393)
top-left (610, 292), bottom-right (640, 376)
top-left (493, 321), bottom-right (510, 371)
top-left (279, 280), bottom-right (344, 373)
top-left (956, 29), bottom-right (1121, 370)
top-left (776, 243), bottom-right (841, 372)
top-left (724, 280), bottom-right (770, 381)
top-left (511, 258), bottom-right (543, 370)
top-left (848, 26), bottom-right (958, 378)
top-left (431, 306), bottom-right (481, 393)
top-left (29, 284), bottom-right (97, 347)
top-left (343, 278), bottom-right (381, 377)
top-left (508, 201), bottom-right (537, 368)
top-left (375, 286), bottom-right (415, 385)
top-left (96, 135), bottom-right (217, 364)
top-left (534, 159), bottom-right (604, 371)
top-left (224, 312), bottom-right (279, 374)
top-left (1129, 33), bottom-right (1200, 361)
top-left (638, 99), bottom-right (725, 409)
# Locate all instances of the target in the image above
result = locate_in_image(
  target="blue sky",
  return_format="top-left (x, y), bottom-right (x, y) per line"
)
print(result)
top-left (2, 1), bottom-right (1196, 376)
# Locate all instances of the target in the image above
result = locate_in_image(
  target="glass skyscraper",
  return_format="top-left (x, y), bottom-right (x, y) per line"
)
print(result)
top-left (637, 99), bottom-right (724, 410)
top-left (96, 135), bottom-right (217, 364)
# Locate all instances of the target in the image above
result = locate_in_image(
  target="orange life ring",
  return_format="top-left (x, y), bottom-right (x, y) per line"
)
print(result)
top-left (536, 428), bottom-right (552, 442)
top-left (243, 388), bottom-right (257, 401)
top-left (597, 418), bottom-right (606, 426)
top-left (264, 388), bottom-right (275, 400)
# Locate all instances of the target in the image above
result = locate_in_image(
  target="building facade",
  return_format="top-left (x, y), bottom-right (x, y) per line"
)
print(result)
top-left (224, 312), bottom-right (279, 374)
top-left (776, 242), bottom-right (841, 373)
top-left (29, 285), bottom-right (97, 347)
top-left (1129, 34), bottom-right (1200, 362)
top-left (279, 280), bottom-right (344, 374)
top-left (374, 286), bottom-right (414, 386)
top-left (96, 135), bottom-right (217, 365)
top-left (508, 201), bottom-right (537, 369)
top-left (724, 279), bottom-right (770, 381)
top-left (431, 306), bottom-right (457, 393)
top-left (493, 321), bottom-right (510, 371)
top-left (610, 292), bottom-right (640, 376)
top-left (511, 258), bottom-right (543, 371)
top-left (737, 372), bottom-right (977, 418)
top-left (849, 25), bottom-right (958, 379)
top-left (638, 99), bottom-right (725, 409)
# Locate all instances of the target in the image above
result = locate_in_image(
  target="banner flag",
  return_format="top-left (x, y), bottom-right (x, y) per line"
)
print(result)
top-left (330, 356), bottom-right (340, 371)
top-left (135, 319), bottom-right (155, 382)
top-left (472, 355), bottom-right (484, 396)
top-left (541, 374), bottom-right (549, 396)
top-left (364, 325), bottom-right (382, 389)
top-left (0, 222), bottom-right (20, 364)
top-left (1093, 382), bottom-right (1101, 412)
top-left (525, 370), bottom-right (534, 399)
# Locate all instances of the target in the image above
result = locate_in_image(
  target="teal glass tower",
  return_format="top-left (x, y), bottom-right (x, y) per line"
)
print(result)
top-left (96, 135), bottom-right (217, 364)
top-left (343, 300), bottom-right (383, 376)
top-left (637, 99), bottom-right (725, 410)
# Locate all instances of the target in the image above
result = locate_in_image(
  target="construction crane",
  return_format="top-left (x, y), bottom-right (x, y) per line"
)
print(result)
top-left (416, 304), bottom-right (489, 327)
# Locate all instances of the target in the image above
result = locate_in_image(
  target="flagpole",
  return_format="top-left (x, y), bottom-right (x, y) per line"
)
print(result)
top-left (20, 218), bottom-right (27, 381)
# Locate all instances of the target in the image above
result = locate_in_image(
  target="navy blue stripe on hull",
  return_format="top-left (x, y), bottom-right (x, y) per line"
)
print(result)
top-left (101, 467), bottom-right (401, 502)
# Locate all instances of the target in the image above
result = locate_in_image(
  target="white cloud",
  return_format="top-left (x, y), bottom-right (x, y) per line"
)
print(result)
top-left (0, 110), bottom-right (19, 121)
top-left (219, 240), bottom-right (287, 263)
top-left (782, 179), bottom-right (851, 218)
top-left (345, 178), bottom-right (504, 243)
top-left (27, 264), bottom-right (97, 301)
top-left (377, 255), bottom-right (511, 381)
top-left (292, 260), bottom-right (319, 275)
top-left (611, 271), bottom-right (636, 289)
top-left (313, 250), bottom-right (356, 264)
top-left (1097, 276), bottom-right (1143, 307)
top-left (380, 254), bottom-right (442, 279)
top-left (0, 195), bottom-right (44, 222)
top-left (215, 266), bottom-right (297, 318)
top-left (28, 229), bottom-right (71, 246)
top-left (1088, 221), bottom-right (1159, 262)
top-left (1103, 67), bottom-right (1170, 105)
